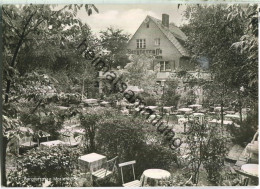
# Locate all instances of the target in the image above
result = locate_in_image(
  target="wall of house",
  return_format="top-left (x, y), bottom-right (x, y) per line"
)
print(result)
top-left (127, 17), bottom-right (182, 70)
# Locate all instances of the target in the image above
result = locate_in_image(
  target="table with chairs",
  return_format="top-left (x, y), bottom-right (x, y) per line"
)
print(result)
top-left (78, 154), bottom-right (174, 187)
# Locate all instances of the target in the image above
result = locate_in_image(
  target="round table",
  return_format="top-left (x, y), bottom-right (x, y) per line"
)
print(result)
top-left (140, 169), bottom-right (171, 186)
top-left (178, 108), bottom-right (193, 113)
top-left (240, 164), bottom-right (258, 185)
top-left (241, 164), bottom-right (258, 177)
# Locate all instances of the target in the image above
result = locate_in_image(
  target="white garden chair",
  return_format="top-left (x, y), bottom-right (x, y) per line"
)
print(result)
top-left (118, 160), bottom-right (140, 187)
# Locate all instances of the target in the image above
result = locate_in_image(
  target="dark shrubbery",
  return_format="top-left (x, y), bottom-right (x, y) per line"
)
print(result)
top-left (20, 105), bottom-right (65, 140)
top-left (96, 113), bottom-right (179, 184)
top-left (8, 146), bottom-right (84, 187)
top-left (162, 81), bottom-right (181, 107)
top-left (138, 92), bottom-right (158, 106)
top-left (228, 110), bottom-right (258, 146)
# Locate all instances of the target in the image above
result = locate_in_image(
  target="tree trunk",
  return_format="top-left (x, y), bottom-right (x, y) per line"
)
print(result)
top-left (82, 78), bottom-right (85, 100)
top-left (89, 135), bottom-right (95, 152)
top-left (239, 104), bottom-right (242, 123)
top-left (238, 91), bottom-right (243, 123)
top-left (221, 101), bottom-right (224, 127)
top-left (5, 36), bottom-right (24, 103)
top-left (89, 129), bottom-right (96, 152)
top-left (2, 136), bottom-right (9, 186)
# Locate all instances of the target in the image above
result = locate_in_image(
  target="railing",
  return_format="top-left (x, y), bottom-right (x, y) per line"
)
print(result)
top-left (99, 70), bottom-right (211, 81)
top-left (157, 71), bottom-right (211, 80)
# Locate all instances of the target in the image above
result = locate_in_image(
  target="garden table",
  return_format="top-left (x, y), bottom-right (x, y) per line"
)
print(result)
top-left (18, 127), bottom-right (34, 134)
top-left (236, 164), bottom-right (258, 185)
top-left (225, 111), bottom-right (235, 114)
top-left (20, 141), bottom-right (37, 148)
top-left (56, 106), bottom-right (69, 110)
top-left (83, 98), bottom-right (98, 104)
top-left (193, 113), bottom-right (205, 116)
top-left (146, 106), bottom-right (158, 110)
top-left (140, 169), bottom-right (171, 186)
top-left (208, 119), bottom-right (233, 125)
top-left (188, 104), bottom-right (202, 111)
top-left (225, 114), bottom-right (240, 119)
top-left (82, 98), bottom-right (99, 107)
top-left (188, 104), bottom-right (202, 108)
top-left (78, 153), bottom-right (107, 173)
top-left (214, 107), bottom-right (221, 111)
top-left (214, 106), bottom-right (228, 112)
top-left (178, 108), bottom-right (192, 113)
top-left (100, 101), bottom-right (110, 107)
top-left (40, 140), bottom-right (65, 148)
top-left (241, 164), bottom-right (258, 177)
top-left (163, 106), bottom-right (172, 113)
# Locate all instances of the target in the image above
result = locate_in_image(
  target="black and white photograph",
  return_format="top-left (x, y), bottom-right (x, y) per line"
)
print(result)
top-left (1, 1), bottom-right (259, 187)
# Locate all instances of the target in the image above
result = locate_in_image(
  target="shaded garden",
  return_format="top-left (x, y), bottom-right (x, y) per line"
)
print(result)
top-left (2, 3), bottom-right (258, 187)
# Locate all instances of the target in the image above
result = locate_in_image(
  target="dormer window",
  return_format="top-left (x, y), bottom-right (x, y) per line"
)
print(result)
top-left (146, 23), bottom-right (149, 28)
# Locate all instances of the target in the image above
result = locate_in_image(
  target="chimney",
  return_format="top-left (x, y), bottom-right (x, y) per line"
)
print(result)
top-left (162, 14), bottom-right (169, 27)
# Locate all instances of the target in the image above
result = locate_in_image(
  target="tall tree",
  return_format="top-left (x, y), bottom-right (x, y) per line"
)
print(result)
top-left (2, 4), bottom-right (98, 186)
top-left (99, 27), bottom-right (130, 69)
top-left (182, 4), bottom-right (257, 124)
top-left (3, 4), bottom-right (98, 103)
top-left (123, 54), bottom-right (158, 94)
top-left (228, 4), bottom-right (258, 102)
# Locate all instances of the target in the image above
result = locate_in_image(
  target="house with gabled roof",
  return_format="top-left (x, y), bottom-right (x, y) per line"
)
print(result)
top-left (127, 14), bottom-right (193, 82)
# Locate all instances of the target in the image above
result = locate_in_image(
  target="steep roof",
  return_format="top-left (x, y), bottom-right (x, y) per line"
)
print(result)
top-left (147, 15), bottom-right (189, 57)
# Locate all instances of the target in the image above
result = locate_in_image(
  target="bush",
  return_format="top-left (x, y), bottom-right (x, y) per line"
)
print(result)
top-left (96, 113), bottom-right (179, 184)
top-left (138, 92), bottom-right (158, 106)
top-left (8, 146), bottom-right (84, 187)
top-left (78, 106), bottom-right (118, 153)
top-left (20, 105), bottom-right (65, 140)
top-left (228, 110), bottom-right (258, 146)
top-left (163, 80), bottom-right (181, 107)
top-left (136, 144), bottom-right (179, 177)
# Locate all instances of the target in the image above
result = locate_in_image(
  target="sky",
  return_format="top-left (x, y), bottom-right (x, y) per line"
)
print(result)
top-left (75, 4), bottom-right (188, 37)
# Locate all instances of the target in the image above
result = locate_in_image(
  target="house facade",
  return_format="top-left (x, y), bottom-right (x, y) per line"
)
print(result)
top-left (98, 14), bottom-right (210, 105)
top-left (126, 14), bottom-right (192, 82)
top-left (125, 14), bottom-right (211, 104)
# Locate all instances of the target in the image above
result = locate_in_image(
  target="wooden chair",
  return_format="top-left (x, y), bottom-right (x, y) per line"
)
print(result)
top-left (118, 160), bottom-right (140, 187)
top-left (92, 156), bottom-right (118, 185)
